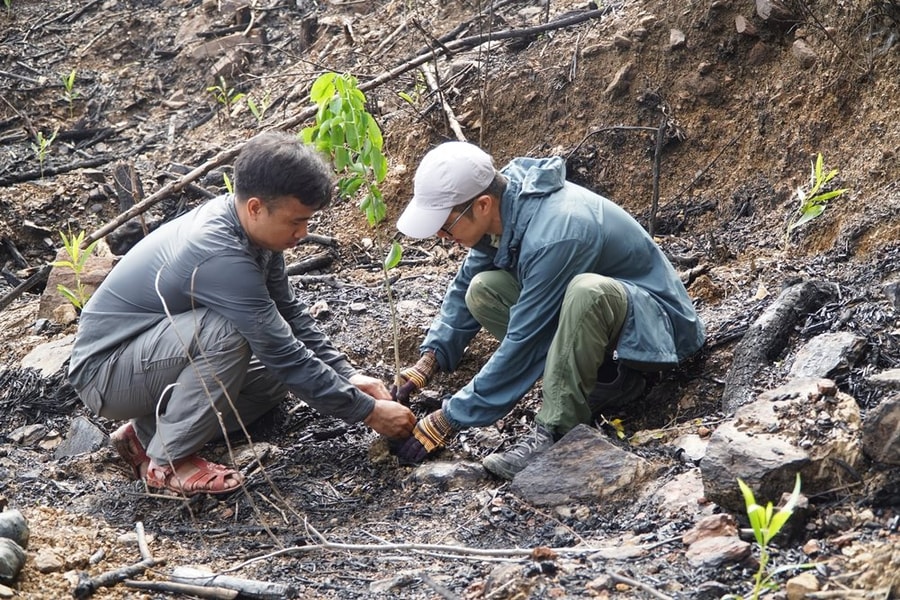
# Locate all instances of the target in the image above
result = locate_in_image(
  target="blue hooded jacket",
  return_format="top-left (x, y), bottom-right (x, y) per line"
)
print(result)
top-left (421, 156), bottom-right (706, 429)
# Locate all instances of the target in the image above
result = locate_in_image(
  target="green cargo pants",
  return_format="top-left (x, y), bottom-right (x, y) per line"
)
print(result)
top-left (465, 270), bottom-right (628, 436)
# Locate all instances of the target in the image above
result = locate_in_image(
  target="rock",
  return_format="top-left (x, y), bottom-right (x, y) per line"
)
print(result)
top-left (604, 62), bottom-right (635, 98)
top-left (33, 548), bottom-right (64, 573)
top-left (0, 510), bottom-right (29, 548)
top-left (669, 29), bottom-right (686, 49)
top-left (53, 416), bottom-right (107, 459)
top-left (685, 535), bottom-right (751, 567)
top-left (747, 40), bottom-right (771, 65)
top-left (868, 368), bottom-right (900, 389)
top-left (38, 252), bottom-right (117, 323)
top-left (861, 394), bottom-right (900, 464)
top-left (735, 15), bottom-right (757, 36)
top-left (641, 468), bottom-right (714, 519)
top-left (682, 516), bottom-right (751, 568)
top-left (682, 513), bottom-right (739, 545)
top-left (786, 571), bottom-right (820, 600)
top-left (792, 39), bottom-right (817, 70)
top-left (701, 378), bottom-right (863, 512)
top-left (19, 334), bottom-right (75, 377)
top-left (410, 461), bottom-right (485, 490)
top-left (0, 539), bottom-right (25, 583)
top-left (7, 424), bottom-right (50, 445)
top-left (788, 331), bottom-right (866, 378)
top-left (511, 425), bottom-right (662, 506)
top-left (755, 0), bottom-right (798, 22)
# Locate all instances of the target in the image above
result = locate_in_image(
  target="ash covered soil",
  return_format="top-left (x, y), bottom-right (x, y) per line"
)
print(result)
top-left (1, 0), bottom-right (900, 598)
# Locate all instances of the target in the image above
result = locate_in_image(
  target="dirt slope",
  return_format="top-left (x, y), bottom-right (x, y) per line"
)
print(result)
top-left (1, 0), bottom-right (899, 598)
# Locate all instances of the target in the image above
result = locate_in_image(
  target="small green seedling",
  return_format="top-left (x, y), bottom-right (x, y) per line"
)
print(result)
top-left (3, 0), bottom-right (11, 17)
top-left (61, 69), bottom-right (79, 118)
top-left (207, 76), bottom-right (245, 119)
top-left (302, 72), bottom-right (403, 383)
top-left (223, 172), bottom-right (234, 195)
top-left (52, 229), bottom-right (99, 311)
top-left (785, 153), bottom-right (848, 247)
top-left (31, 128), bottom-right (58, 179)
top-left (246, 91), bottom-right (271, 125)
top-left (732, 474), bottom-right (808, 600)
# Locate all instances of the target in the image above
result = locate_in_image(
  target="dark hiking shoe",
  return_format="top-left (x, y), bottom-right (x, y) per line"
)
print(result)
top-left (482, 425), bottom-right (555, 480)
top-left (587, 362), bottom-right (646, 416)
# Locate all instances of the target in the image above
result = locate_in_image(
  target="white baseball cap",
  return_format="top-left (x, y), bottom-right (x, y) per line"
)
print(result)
top-left (396, 142), bottom-right (495, 238)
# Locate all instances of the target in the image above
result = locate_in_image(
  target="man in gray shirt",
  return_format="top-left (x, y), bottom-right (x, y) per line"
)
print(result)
top-left (69, 132), bottom-right (415, 496)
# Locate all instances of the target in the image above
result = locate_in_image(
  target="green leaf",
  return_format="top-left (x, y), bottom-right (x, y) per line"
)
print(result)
top-left (334, 147), bottom-right (351, 171)
top-left (398, 91), bottom-right (415, 104)
top-left (383, 241), bottom-right (403, 270)
top-left (789, 205), bottom-right (826, 230)
top-left (309, 73), bottom-right (336, 104)
top-left (366, 115), bottom-right (384, 150)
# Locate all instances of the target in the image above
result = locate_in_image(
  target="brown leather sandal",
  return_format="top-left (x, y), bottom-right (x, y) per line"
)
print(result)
top-left (145, 455), bottom-right (243, 497)
top-left (109, 423), bottom-right (150, 479)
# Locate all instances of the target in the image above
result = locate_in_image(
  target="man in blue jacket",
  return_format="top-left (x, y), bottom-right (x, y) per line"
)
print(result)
top-left (69, 132), bottom-right (416, 496)
top-left (392, 141), bottom-right (705, 479)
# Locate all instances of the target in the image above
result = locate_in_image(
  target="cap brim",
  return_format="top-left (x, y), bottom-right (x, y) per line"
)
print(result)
top-left (396, 200), bottom-right (451, 239)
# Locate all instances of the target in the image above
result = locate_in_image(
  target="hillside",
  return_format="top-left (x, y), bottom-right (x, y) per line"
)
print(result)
top-left (0, 0), bottom-right (899, 598)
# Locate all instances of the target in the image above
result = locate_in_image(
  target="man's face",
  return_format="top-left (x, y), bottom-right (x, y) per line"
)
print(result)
top-left (245, 196), bottom-right (317, 251)
top-left (436, 195), bottom-right (490, 248)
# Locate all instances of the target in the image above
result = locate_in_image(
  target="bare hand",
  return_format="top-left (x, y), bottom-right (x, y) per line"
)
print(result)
top-left (364, 399), bottom-right (416, 438)
top-left (349, 373), bottom-right (391, 400)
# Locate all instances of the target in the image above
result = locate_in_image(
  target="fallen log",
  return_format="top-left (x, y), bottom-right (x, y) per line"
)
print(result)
top-left (720, 279), bottom-right (840, 413)
top-left (72, 558), bottom-right (164, 599)
top-left (170, 566), bottom-right (296, 600)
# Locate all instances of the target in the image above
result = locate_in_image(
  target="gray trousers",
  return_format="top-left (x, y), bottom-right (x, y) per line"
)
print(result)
top-left (79, 308), bottom-right (286, 463)
top-left (465, 271), bottom-right (628, 434)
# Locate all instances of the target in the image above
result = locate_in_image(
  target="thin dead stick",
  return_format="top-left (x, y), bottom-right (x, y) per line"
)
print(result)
top-left (123, 579), bottom-right (238, 599)
top-left (134, 521), bottom-right (152, 561)
top-left (223, 517), bottom-right (672, 574)
top-left (669, 120), bottom-right (749, 203)
top-left (649, 115), bottom-right (667, 237)
top-left (610, 572), bottom-right (674, 600)
top-left (72, 558), bottom-right (165, 599)
top-left (421, 64), bottom-right (466, 142)
top-left (566, 125), bottom-right (658, 159)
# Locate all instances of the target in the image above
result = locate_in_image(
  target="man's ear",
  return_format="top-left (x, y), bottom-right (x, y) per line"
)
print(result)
top-left (246, 196), bottom-right (263, 217)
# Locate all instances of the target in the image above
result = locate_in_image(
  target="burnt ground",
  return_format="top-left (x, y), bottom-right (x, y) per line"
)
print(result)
top-left (1, 0), bottom-right (900, 598)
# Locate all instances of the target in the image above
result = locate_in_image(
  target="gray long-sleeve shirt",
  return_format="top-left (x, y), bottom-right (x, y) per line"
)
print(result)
top-left (68, 194), bottom-right (375, 423)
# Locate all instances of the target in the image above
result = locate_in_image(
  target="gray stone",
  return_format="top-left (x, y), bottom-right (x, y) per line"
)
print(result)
top-left (701, 378), bottom-right (862, 512)
top-left (868, 368), bottom-right (900, 389)
top-left (669, 29), bottom-right (686, 49)
top-left (0, 539), bottom-right (25, 583)
top-left (410, 461), bottom-right (485, 490)
top-left (19, 334), bottom-right (75, 377)
top-left (862, 394), bottom-right (900, 464)
top-left (789, 331), bottom-right (866, 378)
top-left (604, 62), bottom-right (634, 99)
top-left (53, 416), bottom-right (107, 459)
top-left (7, 424), bottom-right (49, 445)
top-left (685, 535), bottom-right (751, 567)
top-left (0, 510), bottom-right (29, 549)
top-left (510, 425), bottom-right (661, 506)
top-left (792, 39), bottom-right (817, 70)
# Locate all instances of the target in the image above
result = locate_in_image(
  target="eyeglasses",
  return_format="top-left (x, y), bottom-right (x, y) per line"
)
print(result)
top-left (439, 201), bottom-right (475, 236)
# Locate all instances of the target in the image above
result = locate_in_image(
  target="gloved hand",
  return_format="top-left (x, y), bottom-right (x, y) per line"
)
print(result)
top-left (394, 409), bottom-right (458, 464)
top-left (391, 351), bottom-right (438, 405)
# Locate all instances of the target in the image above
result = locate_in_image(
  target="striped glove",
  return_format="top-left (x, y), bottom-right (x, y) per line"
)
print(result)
top-left (394, 409), bottom-right (457, 464)
top-left (391, 351), bottom-right (438, 405)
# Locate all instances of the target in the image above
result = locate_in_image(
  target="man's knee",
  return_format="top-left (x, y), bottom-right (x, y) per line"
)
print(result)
top-left (564, 274), bottom-right (626, 314)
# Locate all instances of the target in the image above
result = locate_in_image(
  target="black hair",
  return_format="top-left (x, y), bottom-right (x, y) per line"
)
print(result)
top-left (450, 172), bottom-right (507, 212)
top-left (234, 131), bottom-right (334, 209)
